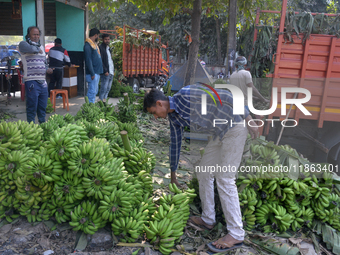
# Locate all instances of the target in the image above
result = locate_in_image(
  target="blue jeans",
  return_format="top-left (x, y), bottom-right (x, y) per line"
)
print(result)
top-left (86, 74), bottom-right (100, 103)
top-left (99, 74), bottom-right (114, 100)
top-left (25, 80), bottom-right (48, 124)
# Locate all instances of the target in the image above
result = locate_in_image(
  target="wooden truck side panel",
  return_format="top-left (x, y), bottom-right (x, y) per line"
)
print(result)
top-left (122, 25), bottom-right (161, 78)
top-left (268, 34), bottom-right (340, 128)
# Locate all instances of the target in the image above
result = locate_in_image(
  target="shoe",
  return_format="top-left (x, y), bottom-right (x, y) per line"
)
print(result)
top-left (189, 216), bottom-right (215, 230)
top-left (56, 96), bottom-right (62, 99)
top-left (102, 99), bottom-right (106, 103)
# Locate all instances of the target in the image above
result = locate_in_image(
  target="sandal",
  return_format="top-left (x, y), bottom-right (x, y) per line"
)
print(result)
top-left (207, 239), bottom-right (244, 253)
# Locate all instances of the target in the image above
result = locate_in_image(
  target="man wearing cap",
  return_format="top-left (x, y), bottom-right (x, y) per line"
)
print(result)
top-left (230, 56), bottom-right (269, 110)
top-left (48, 38), bottom-right (72, 98)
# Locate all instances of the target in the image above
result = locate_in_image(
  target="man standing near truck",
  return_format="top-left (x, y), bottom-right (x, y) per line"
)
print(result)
top-left (143, 86), bottom-right (259, 253)
top-left (99, 34), bottom-right (114, 103)
top-left (84, 28), bottom-right (103, 103)
top-left (230, 56), bottom-right (269, 109)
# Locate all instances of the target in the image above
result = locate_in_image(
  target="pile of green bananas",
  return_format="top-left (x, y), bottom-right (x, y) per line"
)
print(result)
top-left (237, 139), bottom-right (340, 233)
top-left (0, 105), bottom-right (169, 243)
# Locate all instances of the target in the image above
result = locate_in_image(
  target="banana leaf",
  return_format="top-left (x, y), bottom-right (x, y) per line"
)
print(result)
top-left (249, 236), bottom-right (300, 255)
top-left (74, 231), bottom-right (87, 251)
top-left (312, 220), bottom-right (340, 255)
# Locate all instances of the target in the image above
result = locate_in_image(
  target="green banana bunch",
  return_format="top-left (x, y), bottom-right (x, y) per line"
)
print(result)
top-left (269, 203), bottom-right (294, 232)
top-left (63, 113), bottom-right (75, 123)
top-left (45, 124), bottom-right (82, 162)
top-left (0, 148), bottom-right (33, 180)
top-left (19, 201), bottom-right (51, 223)
top-left (26, 153), bottom-right (63, 186)
top-left (111, 144), bottom-right (155, 175)
top-left (78, 120), bottom-right (106, 139)
top-left (98, 187), bottom-right (133, 221)
top-left (300, 207), bottom-right (314, 228)
top-left (0, 196), bottom-right (20, 222)
top-left (154, 193), bottom-right (190, 228)
top-left (101, 121), bottom-right (120, 142)
top-left (139, 192), bottom-right (157, 217)
top-left (69, 200), bottom-right (103, 234)
top-left (133, 170), bottom-right (153, 194)
top-left (237, 173), bottom-right (263, 191)
top-left (0, 121), bottom-right (24, 155)
top-left (145, 204), bottom-right (185, 255)
top-left (239, 187), bottom-right (258, 211)
top-left (16, 120), bottom-right (43, 150)
top-left (15, 176), bottom-right (42, 207)
top-left (47, 114), bottom-right (67, 127)
top-left (40, 121), bottom-right (60, 141)
top-left (67, 144), bottom-right (101, 177)
top-left (112, 206), bottom-right (148, 242)
top-left (321, 170), bottom-right (333, 188)
top-left (184, 188), bottom-right (197, 204)
top-left (169, 183), bottom-right (182, 194)
top-left (75, 102), bottom-right (105, 122)
top-left (242, 208), bottom-right (256, 231)
top-left (83, 165), bottom-right (121, 200)
top-left (250, 144), bottom-right (280, 165)
top-left (116, 122), bottom-right (144, 143)
top-left (54, 170), bottom-right (85, 203)
top-left (47, 196), bottom-right (79, 223)
top-left (0, 178), bottom-right (16, 203)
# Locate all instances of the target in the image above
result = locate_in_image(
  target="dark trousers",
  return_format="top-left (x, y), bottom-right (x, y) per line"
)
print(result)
top-left (48, 68), bottom-right (64, 95)
top-left (25, 80), bottom-right (48, 124)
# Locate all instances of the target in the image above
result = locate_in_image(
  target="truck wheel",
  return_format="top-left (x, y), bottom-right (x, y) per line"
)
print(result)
top-left (132, 79), bottom-right (140, 93)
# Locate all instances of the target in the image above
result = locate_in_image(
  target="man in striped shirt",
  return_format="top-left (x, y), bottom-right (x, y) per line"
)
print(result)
top-left (19, 26), bottom-right (53, 123)
top-left (144, 85), bottom-right (259, 252)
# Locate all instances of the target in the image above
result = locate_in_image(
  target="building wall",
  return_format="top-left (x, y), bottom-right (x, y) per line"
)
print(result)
top-left (55, 2), bottom-right (84, 51)
top-left (21, 0), bottom-right (36, 37)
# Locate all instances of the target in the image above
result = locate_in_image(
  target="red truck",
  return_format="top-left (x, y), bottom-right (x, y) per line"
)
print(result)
top-left (101, 26), bottom-right (170, 93)
top-left (253, 0), bottom-right (340, 166)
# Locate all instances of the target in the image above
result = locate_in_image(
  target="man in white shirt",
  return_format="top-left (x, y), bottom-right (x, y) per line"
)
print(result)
top-left (230, 56), bottom-right (269, 111)
top-left (99, 34), bottom-right (114, 103)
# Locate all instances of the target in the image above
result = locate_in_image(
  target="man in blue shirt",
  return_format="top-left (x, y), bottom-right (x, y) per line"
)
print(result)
top-left (144, 85), bottom-right (259, 252)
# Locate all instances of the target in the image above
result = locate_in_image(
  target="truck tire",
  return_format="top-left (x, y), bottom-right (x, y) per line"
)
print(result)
top-left (131, 78), bottom-right (140, 93)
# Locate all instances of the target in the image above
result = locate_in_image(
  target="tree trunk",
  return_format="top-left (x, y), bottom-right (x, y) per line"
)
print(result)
top-left (215, 16), bottom-right (222, 65)
top-left (227, 0), bottom-right (237, 77)
top-left (183, 0), bottom-right (202, 87)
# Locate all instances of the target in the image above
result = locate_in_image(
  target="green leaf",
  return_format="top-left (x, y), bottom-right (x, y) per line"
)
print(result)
top-left (132, 248), bottom-right (140, 255)
top-left (74, 232), bottom-right (88, 251)
top-left (287, 156), bottom-right (299, 180)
